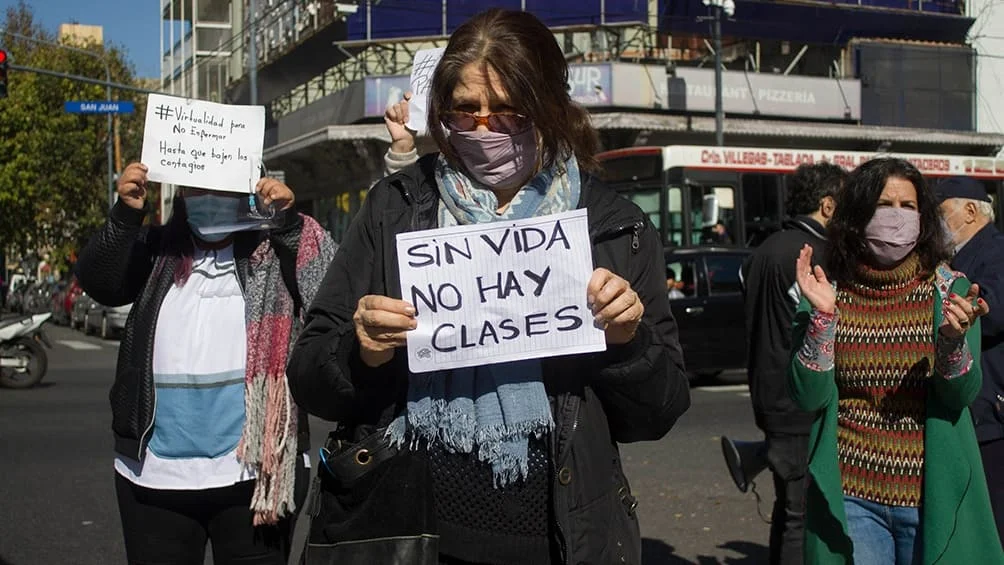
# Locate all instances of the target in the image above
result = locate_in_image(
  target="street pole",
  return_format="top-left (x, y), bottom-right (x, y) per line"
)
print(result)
top-left (712, 4), bottom-right (724, 147)
top-left (2, 31), bottom-right (115, 207)
top-left (106, 79), bottom-right (114, 209)
top-left (249, 0), bottom-right (258, 105)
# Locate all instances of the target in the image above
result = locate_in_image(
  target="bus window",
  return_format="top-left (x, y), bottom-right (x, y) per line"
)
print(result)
top-left (690, 184), bottom-right (738, 246)
top-left (667, 187), bottom-right (684, 246)
top-left (621, 188), bottom-right (661, 232)
top-left (742, 174), bottom-right (783, 247)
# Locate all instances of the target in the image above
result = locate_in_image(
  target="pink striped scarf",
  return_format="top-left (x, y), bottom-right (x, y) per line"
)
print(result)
top-left (237, 214), bottom-right (336, 525)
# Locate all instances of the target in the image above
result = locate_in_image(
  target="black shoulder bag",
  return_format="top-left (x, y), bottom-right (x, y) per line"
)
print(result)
top-left (300, 426), bottom-right (439, 565)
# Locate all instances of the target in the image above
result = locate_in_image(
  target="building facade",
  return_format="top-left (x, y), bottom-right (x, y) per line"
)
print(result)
top-left (969, 0), bottom-right (1004, 138)
top-left (160, 0), bottom-right (1004, 240)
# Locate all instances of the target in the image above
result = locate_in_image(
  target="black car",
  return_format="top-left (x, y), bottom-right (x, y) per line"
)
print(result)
top-left (664, 246), bottom-right (751, 382)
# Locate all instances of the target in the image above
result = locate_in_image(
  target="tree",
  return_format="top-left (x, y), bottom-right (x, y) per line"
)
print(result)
top-left (0, 1), bottom-right (148, 271)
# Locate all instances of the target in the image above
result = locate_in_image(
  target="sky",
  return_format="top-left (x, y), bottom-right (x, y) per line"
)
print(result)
top-left (3, 0), bottom-right (162, 79)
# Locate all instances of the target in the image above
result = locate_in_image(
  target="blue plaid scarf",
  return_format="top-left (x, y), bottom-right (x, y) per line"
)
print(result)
top-left (386, 153), bottom-right (581, 486)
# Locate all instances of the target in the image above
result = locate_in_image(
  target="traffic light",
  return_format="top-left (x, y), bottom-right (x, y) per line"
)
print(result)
top-left (0, 49), bottom-right (7, 99)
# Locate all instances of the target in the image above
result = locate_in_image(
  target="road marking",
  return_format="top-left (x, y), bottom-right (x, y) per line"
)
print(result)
top-left (693, 384), bottom-right (749, 393)
top-left (57, 340), bottom-right (102, 351)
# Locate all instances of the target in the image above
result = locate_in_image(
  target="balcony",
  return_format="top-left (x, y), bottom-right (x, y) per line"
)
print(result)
top-left (661, 0), bottom-right (973, 45)
top-left (827, 0), bottom-right (961, 13)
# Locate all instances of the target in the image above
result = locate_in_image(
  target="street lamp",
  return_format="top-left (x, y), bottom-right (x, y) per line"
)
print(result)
top-left (701, 0), bottom-right (735, 147)
top-left (2, 30), bottom-right (116, 209)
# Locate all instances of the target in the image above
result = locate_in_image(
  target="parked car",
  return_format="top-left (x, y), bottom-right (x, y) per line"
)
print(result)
top-left (70, 293), bottom-right (94, 331)
top-left (664, 246), bottom-right (752, 382)
top-left (82, 300), bottom-right (132, 339)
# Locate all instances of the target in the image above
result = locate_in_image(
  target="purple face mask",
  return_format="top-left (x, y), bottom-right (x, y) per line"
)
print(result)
top-left (864, 207), bottom-right (921, 266)
top-left (449, 128), bottom-right (538, 190)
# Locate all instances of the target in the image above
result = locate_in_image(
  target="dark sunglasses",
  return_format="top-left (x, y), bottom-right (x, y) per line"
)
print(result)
top-left (441, 110), bottom-right (532, 135)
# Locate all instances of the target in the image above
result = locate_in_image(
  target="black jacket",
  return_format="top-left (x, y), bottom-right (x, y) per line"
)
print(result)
top-left (952, 223), bottom-right (1004, 443)
top-left (741, 216), bottom-right (826, 435)
top-left (75, 201), bottom-right (310, 462)
top-left (287, 155), bottom-right (690, 565)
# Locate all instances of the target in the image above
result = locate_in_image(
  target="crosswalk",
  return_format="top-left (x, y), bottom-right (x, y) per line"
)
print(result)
top-left (693, 384), bottom-right (750, 397)
top-left (56, 339), bottom-right (114, 351)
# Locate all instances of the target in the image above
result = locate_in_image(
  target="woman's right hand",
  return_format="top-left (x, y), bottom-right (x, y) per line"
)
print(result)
top-left (117, 162), bottom-right (149, 210)
top-left (796, 244), bottom-right (836, 314)
top-left (353, 295), bottom-right (417, 367)
top-left (384, 92), bottom-right (416, 154)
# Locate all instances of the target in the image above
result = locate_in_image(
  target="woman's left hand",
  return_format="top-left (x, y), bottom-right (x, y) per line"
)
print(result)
top-left (256, 177), bottom-right (295, 210)
top-left (941, 283), bottom-right (991, 340)
top-left (588, 268), bottom-right (644, 345)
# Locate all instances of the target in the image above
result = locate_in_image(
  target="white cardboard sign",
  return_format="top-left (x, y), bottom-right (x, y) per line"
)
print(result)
top-left (395, 209), bottom-right (606, 373)
top-left (141, 93), bottom-right (265, 193)
top-left (405, 47), bottom-right (445, 136)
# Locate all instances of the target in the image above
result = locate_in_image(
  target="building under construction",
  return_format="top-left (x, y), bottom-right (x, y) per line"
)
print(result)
top-left (158, 0), bottom-right (1004, 239)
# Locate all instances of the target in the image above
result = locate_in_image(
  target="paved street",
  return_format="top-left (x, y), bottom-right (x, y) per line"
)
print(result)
top-left (0, 325), bottom-right (771, 565)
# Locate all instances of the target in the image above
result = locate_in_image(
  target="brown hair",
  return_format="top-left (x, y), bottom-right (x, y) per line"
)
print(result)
top-left (427, 9), bottom-right (599, 173)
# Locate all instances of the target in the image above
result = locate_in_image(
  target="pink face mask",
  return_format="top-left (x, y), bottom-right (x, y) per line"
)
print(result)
top-left (449, 128), bottom-right (538, 190)
top-left (864, 207), bottom-right (921, 266)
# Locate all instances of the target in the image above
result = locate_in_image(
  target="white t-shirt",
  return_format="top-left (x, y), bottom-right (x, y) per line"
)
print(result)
top-left (115, 246), bottom-right (254, 490)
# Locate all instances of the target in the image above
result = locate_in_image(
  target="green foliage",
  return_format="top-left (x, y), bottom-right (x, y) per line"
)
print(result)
top-left (0, 1), bottom-right (148, 269)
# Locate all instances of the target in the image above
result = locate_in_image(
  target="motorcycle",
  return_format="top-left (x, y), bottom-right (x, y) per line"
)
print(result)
top-left (0, 313), bottom-right (53, 389)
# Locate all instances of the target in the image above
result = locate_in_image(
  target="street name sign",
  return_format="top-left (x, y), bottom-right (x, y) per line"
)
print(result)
top-left (64, 101), bottom-right (135, 114)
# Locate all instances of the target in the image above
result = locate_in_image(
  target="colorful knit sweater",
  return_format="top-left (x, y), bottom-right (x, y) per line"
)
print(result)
top-left (790, 260), bottom-right (1002, 564)
top-left (832, 254), bottom-right (935, 507)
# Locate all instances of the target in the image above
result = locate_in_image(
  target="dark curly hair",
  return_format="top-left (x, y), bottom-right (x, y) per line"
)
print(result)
top-left (785, 162), bottom-right (848, 217)
top-left (826, 157), bottom-right (949, 283)
top-left (427, 9), bottom-right (599, 173)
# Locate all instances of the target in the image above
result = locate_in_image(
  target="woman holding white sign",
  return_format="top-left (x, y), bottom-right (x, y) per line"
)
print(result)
top-left (288, 9), bottom-right (690, 565)
top-left (76, 164), bottom-right (336, 564)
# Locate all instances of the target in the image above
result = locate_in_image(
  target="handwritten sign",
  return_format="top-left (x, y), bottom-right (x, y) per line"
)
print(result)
top-left (396, 209), bottom-right (606, 373)
top-left (405, 47), bottom-right (445, 136)
top-left (140, 93), bottom-right (265, 193)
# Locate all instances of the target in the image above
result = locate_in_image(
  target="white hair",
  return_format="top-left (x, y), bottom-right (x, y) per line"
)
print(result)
top-left (950, 198), bottom-right (996, 223)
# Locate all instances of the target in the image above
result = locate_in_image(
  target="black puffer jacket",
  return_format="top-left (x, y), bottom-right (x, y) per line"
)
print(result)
top-left (287, 155), bottom-right (690, 565)
top-left (75, 201), bottom-right (311, 461)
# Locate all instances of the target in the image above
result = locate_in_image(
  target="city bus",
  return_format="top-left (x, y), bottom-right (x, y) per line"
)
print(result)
top-left (597, 145), bottom-right (1004, 249)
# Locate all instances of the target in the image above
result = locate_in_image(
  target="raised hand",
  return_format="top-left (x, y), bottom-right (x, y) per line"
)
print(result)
top-left (941, 283), bottom-right (991, 340)
top-left (795, 244), bottom-right (836, 314)
top-left (384, 92), bottom-right (416, 154)
top-left (255, 177), bottom-right (295, 210)
top-left (117, 162), bottom-right (149, 210)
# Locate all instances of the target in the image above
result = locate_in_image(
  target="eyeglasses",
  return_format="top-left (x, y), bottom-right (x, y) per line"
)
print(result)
top-left (441, 110), bottom-right (532, 135)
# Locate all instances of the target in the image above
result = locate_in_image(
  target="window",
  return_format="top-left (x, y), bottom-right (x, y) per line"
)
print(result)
top-left (742, 174), bottom-right (783, 247)
top-left (706, 254), bottom-right (745, 295)
top-left (666, 258), bottom-right (699, 298)
top-left (601, 154), bottom-right (662, 184)
top-left (666, 187), bottom-right (684, 246)
top-left (690, 184), bottom-right (738, 246)
top-left (624, 189), bottom-right (661, 232)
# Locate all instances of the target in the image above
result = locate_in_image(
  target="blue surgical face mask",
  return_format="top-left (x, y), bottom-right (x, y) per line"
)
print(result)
top-left (184, 193), bottom-right (240, 242)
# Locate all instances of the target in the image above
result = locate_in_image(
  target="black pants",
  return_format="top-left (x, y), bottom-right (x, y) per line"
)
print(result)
top-left (766, 433), bottom-right (809, 565)
top-left (115, 463), bottom-right (308, 565)
top-left (980, 438), bottom-right (1004, 551)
